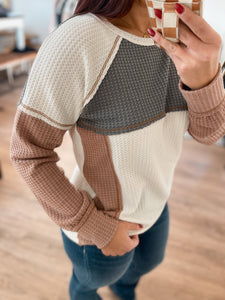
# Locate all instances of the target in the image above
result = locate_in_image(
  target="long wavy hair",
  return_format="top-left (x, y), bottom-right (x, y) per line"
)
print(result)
top-left (74, 0), bottom-right (135, 18)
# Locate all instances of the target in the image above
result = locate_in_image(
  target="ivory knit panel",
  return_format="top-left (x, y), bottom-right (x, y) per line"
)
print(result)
top-left (19, 14), bottom-right (121, 130)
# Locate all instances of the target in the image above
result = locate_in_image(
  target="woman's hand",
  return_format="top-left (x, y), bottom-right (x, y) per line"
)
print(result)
top-left (148, 4), bottom-right (222, 90)
top-left (101, 221), bottom-right (141, 256)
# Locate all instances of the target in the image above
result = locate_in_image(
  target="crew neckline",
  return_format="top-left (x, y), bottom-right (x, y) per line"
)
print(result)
top-left (89, 13), bottom-right (155, 47)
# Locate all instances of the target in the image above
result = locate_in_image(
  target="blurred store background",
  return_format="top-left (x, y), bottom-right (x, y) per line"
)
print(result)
top-left (0, 0), bottom-right (224, 81)
top-left (0, 1), bottom-right (224, 50)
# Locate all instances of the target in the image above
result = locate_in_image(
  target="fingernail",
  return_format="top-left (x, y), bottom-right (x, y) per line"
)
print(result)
top-left (147, 28), bottom-right (155, 37)
top-left (139, 224), bottom-right (143, 229)
top-left (175, 3), bottom-right (184, 14)
top-left (154, 9), bottom-right (162, 19)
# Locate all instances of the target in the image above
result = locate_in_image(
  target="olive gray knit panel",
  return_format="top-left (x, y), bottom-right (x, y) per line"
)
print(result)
top-left (77, 39), bottom-right (188, 135)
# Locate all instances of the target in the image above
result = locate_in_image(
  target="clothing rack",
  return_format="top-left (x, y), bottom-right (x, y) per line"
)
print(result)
top-left (55, 0), bottom-right (77, 27)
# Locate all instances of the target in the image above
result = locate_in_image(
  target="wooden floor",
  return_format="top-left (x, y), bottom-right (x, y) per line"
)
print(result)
top-left (0, 75), bottom-right (225, 300)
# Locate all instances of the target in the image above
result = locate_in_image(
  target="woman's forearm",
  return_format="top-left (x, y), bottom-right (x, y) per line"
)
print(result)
top-left (10, 109), bottom-right (118, 249)
top-left (179, 65), bottom-right (225, 145)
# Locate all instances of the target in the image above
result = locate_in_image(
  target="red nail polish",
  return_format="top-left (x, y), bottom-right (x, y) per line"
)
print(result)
top-left (147, 28), bottom-right (155, 37)
top-left (175, 3), bottom-right (184, 14)
top-left (139, 224), bottom-right (143, 229)
top-left (154, 9), bottom-right (162, 19)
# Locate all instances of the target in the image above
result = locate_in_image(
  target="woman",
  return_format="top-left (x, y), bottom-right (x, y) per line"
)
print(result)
top-left (10, 1), bottom-right (224, 299)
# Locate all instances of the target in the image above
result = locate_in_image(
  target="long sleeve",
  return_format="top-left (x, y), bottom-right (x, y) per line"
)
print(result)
top-left (179, 65), bottom-right (225, 145)
top-left (10, 110), bottom-right (118, 249)
top-left (10, 16), bottom-right (119, 249)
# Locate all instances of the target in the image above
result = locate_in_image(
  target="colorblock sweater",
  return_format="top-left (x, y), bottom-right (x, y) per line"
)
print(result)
top-left (10, 13), bottom-right (225, 249)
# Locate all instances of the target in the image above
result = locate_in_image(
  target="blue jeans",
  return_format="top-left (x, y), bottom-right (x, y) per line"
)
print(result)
top-left (61, 203), bottom-right (169, 300)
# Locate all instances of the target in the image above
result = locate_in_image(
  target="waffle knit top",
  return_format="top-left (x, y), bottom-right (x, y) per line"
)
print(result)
top-left (10, 13), bottom-right (225, 249)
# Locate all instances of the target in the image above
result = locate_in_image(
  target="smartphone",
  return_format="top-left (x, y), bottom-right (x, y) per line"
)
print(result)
top-left (145, 0), bottom-right (203, 43)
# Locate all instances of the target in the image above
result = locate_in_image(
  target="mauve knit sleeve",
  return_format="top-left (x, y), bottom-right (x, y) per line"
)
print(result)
top-left (179, 65), bottom-right (225, 145)
top-left (10, 16), bottom-right (119, 249)
top-left (10, 109), bottom-right (119, 249)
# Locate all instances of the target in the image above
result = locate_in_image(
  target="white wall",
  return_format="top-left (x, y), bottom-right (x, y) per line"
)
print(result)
top-left (10, 0), bottom-right (55, 43)
top-left (203, 0), bottom-right (225, 39)
top-left (203, 0), bottom-right (225, 64)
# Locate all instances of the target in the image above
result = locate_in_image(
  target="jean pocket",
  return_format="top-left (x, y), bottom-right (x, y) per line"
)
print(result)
top-left (83, 245), bottom-right (134, 289)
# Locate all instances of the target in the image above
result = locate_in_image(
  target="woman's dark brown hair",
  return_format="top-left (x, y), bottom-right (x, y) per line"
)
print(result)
top-left (74, 0), bottom-right (135, 19)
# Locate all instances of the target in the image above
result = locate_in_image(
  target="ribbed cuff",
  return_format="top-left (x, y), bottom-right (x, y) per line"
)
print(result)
top-left (78, 204), bottom-right (119, 249)
top-left (179, 64), bottom-right (225, 114)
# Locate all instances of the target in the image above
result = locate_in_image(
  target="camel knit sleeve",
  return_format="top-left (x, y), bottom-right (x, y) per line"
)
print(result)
top-left (10, 17), bottom-right (119, 249)
top-left (179, 65), bottom-right (225, 145)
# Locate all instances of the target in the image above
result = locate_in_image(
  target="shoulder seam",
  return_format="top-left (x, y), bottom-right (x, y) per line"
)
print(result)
top-left (20, 103), bottom-right (73, 129)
